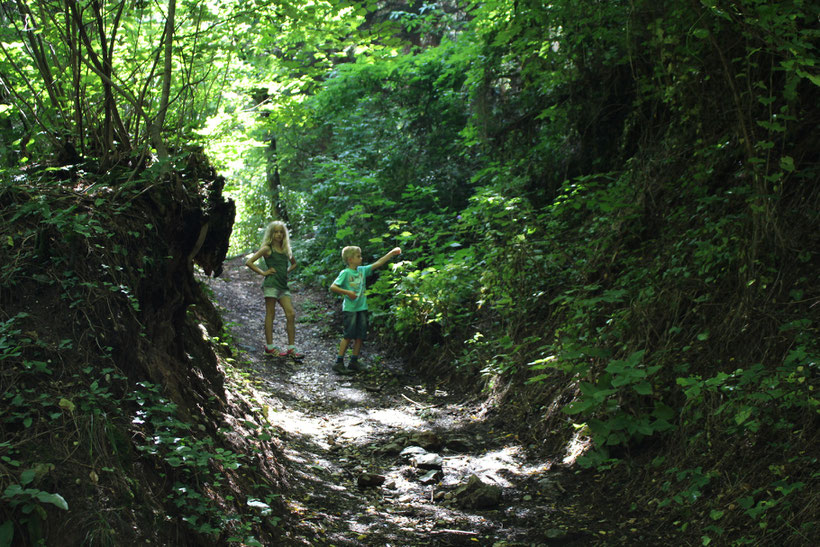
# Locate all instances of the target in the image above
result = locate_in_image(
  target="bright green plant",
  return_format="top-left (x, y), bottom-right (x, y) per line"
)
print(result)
top-left (2, 470), bottom-right (68, 546)
top-left (128, 381), bottom-right (279, 541)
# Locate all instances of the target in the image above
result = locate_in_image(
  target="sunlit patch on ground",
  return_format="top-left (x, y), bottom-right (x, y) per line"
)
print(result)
top-left (274, 408), bottom-right (330, 442)
top-left (204, 258), bottom-right (594, 545)
top-left (365, 407), bottom-right (426, 430)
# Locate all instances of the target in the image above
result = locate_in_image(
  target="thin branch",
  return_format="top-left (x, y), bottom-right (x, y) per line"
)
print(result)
top-left (153, 0), bottom-right (177, 158)
top-left (13, 0), bottom-right (69, 126)
top-left (0, 45), bottom-right (61, 149)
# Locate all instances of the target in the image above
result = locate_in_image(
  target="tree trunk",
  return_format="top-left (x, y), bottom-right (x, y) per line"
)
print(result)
top-left (266, 135), bottom-right (289, 222)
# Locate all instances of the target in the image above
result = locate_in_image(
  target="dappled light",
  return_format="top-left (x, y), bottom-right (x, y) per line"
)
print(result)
top-left (202, 257), bottom-right (588, 545)
top-left (562, 430), bottom-right (592, 466)
top-left (1, 0), bottom-right (816, 544)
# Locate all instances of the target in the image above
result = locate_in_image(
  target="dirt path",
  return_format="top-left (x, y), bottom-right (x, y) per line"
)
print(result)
top-left (204, 257), bottom-right (605, 546)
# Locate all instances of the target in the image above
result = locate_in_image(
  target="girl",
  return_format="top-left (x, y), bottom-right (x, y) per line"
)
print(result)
top-left (245, 221), bottom-right (304, 358)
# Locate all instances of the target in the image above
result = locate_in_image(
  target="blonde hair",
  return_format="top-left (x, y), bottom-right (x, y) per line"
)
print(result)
top-left (341, 245), bottom-right (361, 264)
top-left (262, 221), bottom-right (292, 257)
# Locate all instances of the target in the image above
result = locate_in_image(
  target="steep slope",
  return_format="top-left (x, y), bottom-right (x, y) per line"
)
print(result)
top-left (0, 155), bottom-right (284, 545)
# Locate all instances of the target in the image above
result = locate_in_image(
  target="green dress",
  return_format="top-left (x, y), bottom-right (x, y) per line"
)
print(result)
top-left (262, 251), bottom-right (289, 291)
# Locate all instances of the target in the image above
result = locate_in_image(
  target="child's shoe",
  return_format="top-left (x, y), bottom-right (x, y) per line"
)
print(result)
top-left (332, 357), bottom-right (351, 375)
top-left (348, 357), bottom-right (362, 372)
top-left (279, 347), bottom-right (305, 359)
top-left (264, 345), bottom-right (279, 355)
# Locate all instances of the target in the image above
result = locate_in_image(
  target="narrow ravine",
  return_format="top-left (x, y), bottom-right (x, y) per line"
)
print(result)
top-left (204, 257), bottom-right (625, 546)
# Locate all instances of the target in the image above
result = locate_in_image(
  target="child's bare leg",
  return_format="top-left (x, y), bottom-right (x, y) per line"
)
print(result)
top-left (278, 296), bottom-right (296, 346)
top-left (351, 339), bottom-right (363, 356)
top-left (264, 297), bottom-right (277, 345)
top-left (346, 339), bottom-right (364, 371)
top-left (338, 338), bottom-right (350, 357)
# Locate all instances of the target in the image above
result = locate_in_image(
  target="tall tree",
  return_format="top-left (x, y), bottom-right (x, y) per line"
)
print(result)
top-left (0, 0), bottom-right (238, 168)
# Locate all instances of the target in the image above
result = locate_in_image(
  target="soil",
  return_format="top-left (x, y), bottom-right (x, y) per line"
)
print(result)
top-left (204, 257), bottom-right (641, 546)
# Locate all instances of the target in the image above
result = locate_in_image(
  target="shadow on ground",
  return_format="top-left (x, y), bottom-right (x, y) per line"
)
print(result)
top-left (202, 257), bottom-right (634, 546)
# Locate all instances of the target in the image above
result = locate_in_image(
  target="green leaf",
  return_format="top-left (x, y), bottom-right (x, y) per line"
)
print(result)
top-left (734, 407), bottom-right (753, 425)
top-left (247, 499), bottom-right (270, 510)
top-left (3, 484), bottom-right (23, 498)
top-left (652, 403), bottom-right (676, 421)
top-left (35, 492), bottom-right (68, 511)
top-left (0, 520), bottom-right (13, 545)
top-left (803, 72), bottom-right (820, 87)
top-left (526, 373), bottom-right (550, 384)
top-left (59, 398), bottom-right (75, 413)
top-left (779, 156), bottom-right (795, 172)
top-left (563, 399), bottom-right (594, 415)
top-left (20, 470), bottom-right (36, 486)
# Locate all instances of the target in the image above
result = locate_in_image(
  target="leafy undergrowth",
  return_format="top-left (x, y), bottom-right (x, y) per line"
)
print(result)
top-left (2, 155), bottom-right (816, 547)
top-left (241, 4), bottom-right (820, 545)
top-left (367, 176), bottom-right (820, 545)
top-left (202, 256), bottom-right (688, 545)
top-left (0, 162), bottom-right (286, 546)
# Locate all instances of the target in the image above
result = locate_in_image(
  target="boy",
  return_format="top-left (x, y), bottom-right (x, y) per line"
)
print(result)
top-left (330, 245), bottom-right (401, 374)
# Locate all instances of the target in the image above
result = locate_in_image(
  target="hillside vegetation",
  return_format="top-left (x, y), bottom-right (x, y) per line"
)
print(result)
top-left (2, 0), bottom-right (818, 545)
top-left (230, 1), bottom-right (819, 543)
top-left (0, 157), bottom-right (291, 544)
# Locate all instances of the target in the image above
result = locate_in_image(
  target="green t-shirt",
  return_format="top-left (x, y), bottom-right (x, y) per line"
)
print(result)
top-left (262, 251), bottom-right (290, 290)
top-left (333, 265), bottom-right (372, 312)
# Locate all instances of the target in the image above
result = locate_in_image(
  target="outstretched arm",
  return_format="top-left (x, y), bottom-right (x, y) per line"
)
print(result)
top-left (371, 247), bottom-right (401, 270)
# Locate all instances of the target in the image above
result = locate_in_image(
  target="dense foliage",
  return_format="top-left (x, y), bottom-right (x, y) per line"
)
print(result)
top-left (2, 0), bottom-right (818, 544)
top-left (223, 1), bottom-right (819, 544)
top-left (0, 158), bottom-right (285, 545)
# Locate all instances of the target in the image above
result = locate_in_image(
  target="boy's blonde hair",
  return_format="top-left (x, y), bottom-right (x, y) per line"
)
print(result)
top-left (341, 246), bottom-right (361, 264)
top-left (262, 220), bottom-right (292, 257)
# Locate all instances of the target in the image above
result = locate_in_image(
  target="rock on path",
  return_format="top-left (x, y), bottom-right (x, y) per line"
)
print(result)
top-left (203, 257), bottom-right (601, 546)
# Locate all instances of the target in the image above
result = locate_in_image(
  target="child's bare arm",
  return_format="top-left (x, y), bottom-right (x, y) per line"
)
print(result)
top-left (331, 283), bottom-right (357, 299)
top-left (371, 247), bottom-right (401, 270)
top-left (245, 246), bottom-right (274, 276)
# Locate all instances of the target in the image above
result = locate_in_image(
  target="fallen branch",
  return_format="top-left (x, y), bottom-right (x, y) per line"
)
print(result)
top-left (431, 529), bottom-right (479, 537)
top-left (401, 393), bottom-right (435, 409)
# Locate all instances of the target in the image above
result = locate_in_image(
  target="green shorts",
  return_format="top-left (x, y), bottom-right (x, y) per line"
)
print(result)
top-left (263, 287), bottom-right (291, 299)
top-left (342, 310), bottom-right (368, 340)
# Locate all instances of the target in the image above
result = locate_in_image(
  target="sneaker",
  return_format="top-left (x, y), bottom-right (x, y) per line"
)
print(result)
top-left (332, 361), bottom-right (352, 375)
top-left (264, 346), bottom-right (279, 355)
top-left (348, 359), bottom-right (362, 372)
top-left (279, 348), bottom-right (305, 359)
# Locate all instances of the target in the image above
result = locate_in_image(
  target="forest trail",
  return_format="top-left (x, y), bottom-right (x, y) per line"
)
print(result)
top-left (203, 257), bottom-right (618, 546)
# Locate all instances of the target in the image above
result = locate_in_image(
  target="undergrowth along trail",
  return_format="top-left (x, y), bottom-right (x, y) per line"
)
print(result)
top-left (204, 257), bottom-right (657, 546)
